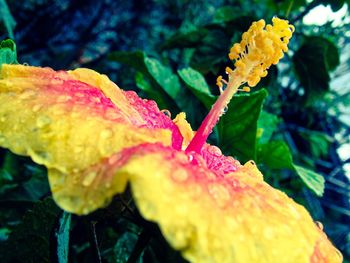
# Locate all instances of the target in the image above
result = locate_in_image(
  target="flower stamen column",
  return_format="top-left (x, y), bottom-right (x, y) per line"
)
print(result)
top-left (186, 18), bottom-right (295, 154)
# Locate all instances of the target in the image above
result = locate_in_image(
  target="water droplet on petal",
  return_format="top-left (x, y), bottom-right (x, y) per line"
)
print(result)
top-left (32, 105), bottom-right (42, 112)
top-left (51, 78), bottom-right (64, 86)
top-left (315, 221), bottom-right (323, 230)
top-left (207, 145), bottom-right (222, 156)
top-left (175, 152), bottom-right (188, 164)
top-left (91, 97), bottom-right (101, 103)
top-left (0, 135), bottom-right (6, 144)
top-left (57, 95), bottom-right (71, 103)
top-left (335, 248), bottom-right (343, 260)
top-left (75, 92), bottom-right (85, 98)
top-left (74, 146), bottom-right (84, 154)
top-left (105, 109), bottom-right (120, 120)
top-left (108, 155), bottom-right (119, 165)
top-left (19, 90), bottom-right (36, 100)
top-left (172, 169), bottom-right (188, 182)
top-left (82, 171), bottom-right (97, 187)
top-left (36, 116), bottom-right (52, 128)
top-left (189, 185), bottom-right (202, 198)
top-left (161, 109), bottom-right (171, 118)
top-left (82, 207), bottom-right (90, 214)
top-left (187, 151), bottom-right (195, 162)
top-left (101, 129), bottom-right (113, 139)
top-left (264, 227), bottom-right (274, 239)
top-left (208, 183), bottom-right (230, 208)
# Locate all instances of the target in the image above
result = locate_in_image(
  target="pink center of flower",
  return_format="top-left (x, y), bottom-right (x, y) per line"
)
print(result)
top-left (185, 77), bottom-right (241, 153)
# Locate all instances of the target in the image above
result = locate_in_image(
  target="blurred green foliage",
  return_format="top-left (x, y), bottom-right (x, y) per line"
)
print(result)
top-left (0, 0), bottom-right (350, 262)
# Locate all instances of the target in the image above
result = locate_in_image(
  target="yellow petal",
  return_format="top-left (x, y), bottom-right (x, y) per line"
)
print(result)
top-left (0, 64), bottom-right (181, 214)
top-left (118, 143), bottom-right (342, 263)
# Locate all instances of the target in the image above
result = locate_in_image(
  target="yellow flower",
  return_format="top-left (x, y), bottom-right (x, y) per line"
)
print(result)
top-left (0, 18), bottom-right (342, 262)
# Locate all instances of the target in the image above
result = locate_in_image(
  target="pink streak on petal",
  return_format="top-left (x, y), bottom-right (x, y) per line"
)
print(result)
top-left (124, 91), bottom-right (183, 150)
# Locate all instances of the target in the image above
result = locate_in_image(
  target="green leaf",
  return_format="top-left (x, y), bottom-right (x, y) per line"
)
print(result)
top-left (257, 111), bottom-right (279, 144)
top-left (299, 130), bottom-right (333, 158)
top-left (57, 212), bottom-right (71, 263)
top-left (144, 57), bottom-right (182, 100)
top-left (293, 165), bottom-right (325, 196)
top-left (0, 197), bottom-right (61, 262)
top-left (177, 67), bottom-right (216, 109)
top-left (293, 36), bottom-right (340, 102)
top-left (108, 50), bottom-right (148, 75)
top-left (109, 51), bottom-right (178, 111)
top-left (257, 141), bottom-right (294, 169)
top-left (161, 28), bottom-right (208, 50)
top-left (0, 0), bottom-right (16, 39)
top-left (0, 227), bottom-right (10, 241)
top-left (213, 6), bottom-right (240, 23)
top-left (190, 29), bottom-right (229, 74)
top-left (144, 57), bottom-right (196, 117)
top-left (218, 89), bottom-right (268, 162)
top-left (276, 0), bottom-right (307, 14)
top-left (135, 71), bottom-right (169, 109)
top-left (0, 39), bottom-right (17, 67)
top-left (114, 231), bottom-right (143, 263)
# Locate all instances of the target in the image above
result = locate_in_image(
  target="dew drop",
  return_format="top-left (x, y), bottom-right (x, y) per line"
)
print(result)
top-left (74, 146), bottom-right (84, 154)
top-left (263, 227), bottom-right (274, 239)
top-left (0, 135), bottom-right (6, 144)
top-left (91, 97), bottom-right (101, 103)
top-left (175, 152), bottom-right (189, 164)
top-left (101, 129), bottom-right (113, 139)
top-left (82, 172), bottom-right (97, 187)
top-left (190, 185), bottom-right (202, 198)
top-left (105, 109), bottom-right (120, 120)
top-left (36, 116), bottom-right (52, 128)
top-left (57, 95), bottom-right (71, 103)
top-left (187, 151), bottom-right (195, 162)
top-left (56, 195), bottom-right (82, 212)
top-left (51, 106), bottom-right (65, 115)
top-left (51, 79), bottom-right (64, 86)
top-left (161, 109), bottom-right (171, 118)
top-left (82, 207), bottom-right (90, 215)
top-left (207, 145), bottom-right (222, 156)
top-left (71, 173), bottom-right (80, 184)
top-left (172, 169), bottom-right (188, 182)
top-left (208, 183), bottom-right (230, 208)
top-left (75, 92), bottom-right (85, 98)
top-left (108, 155), bottom-right (119, 165)
top-left (19, 90), bottom-right (36, 100)
top-left (335, 248), bottom-right (343, 260)
top-left (32, 105), bottom-right (42, 112)
top-left (315, 221), bottom-right (323, 230)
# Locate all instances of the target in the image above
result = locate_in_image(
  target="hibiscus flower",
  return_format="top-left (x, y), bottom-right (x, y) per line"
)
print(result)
top-left (0, 18), bottom-right (342, 262)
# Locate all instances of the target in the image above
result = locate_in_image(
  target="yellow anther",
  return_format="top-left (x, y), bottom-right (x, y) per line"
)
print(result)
top-left (234, 60), bottom-right (245, 69)
top-left (216, 75), bottom-right (223, 88)
top-left (225, 67), bottom-right (233, 75)
top-left (242, 86), bottom-right (251, 92)
top-left (225, 17), bottom-right (294, 88)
